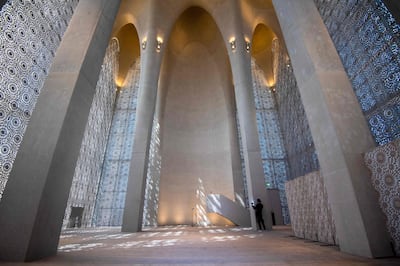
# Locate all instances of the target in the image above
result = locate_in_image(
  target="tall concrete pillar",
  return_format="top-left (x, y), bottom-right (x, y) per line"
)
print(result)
top-left (0, 0), bottom-right (121, 261)
top-left (272, 0), bottom-right (392, 258)
top-left (228, 6), bottom-right (273, 231)
top-left (122, 3), bottom-right (163, 232)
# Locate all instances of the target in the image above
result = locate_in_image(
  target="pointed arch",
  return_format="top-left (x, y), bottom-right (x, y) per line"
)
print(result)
top-left (156, 6), bottom-right (243, 226)
top-left (251, 24), bottom-right (278, 86)
top-left (115, 23), bottom-right (140, 86)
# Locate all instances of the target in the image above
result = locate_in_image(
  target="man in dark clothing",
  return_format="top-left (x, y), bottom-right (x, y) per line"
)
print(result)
top-left (251, 198), bottom-right (266, 230)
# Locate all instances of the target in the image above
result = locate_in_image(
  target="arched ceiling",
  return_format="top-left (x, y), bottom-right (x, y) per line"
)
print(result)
top-left (168, 6), bottom-right (221, 55)
top-left (252, 24), bottom-right (275, 54)
top-left (116, 24), bottom-right (140, 86)
top-left (111, 0), bottom-right (284, 86)
top-left (252, 24), bottom-right (277, 86)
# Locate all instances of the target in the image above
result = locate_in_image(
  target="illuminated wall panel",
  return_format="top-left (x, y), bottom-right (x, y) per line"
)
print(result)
top-left (94, 59), bottom-right (141, 226)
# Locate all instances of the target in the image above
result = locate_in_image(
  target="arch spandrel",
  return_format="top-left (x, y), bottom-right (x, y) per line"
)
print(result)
top-left (111, 0), bottom-right (149, 40)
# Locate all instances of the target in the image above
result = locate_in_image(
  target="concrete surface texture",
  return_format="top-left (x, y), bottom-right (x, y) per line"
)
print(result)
top-left (157, 6), bottom-right (240, 226)
top-left (2, 226), bottom-right (399, 266)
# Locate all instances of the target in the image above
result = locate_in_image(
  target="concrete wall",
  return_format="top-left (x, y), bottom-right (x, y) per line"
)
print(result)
top-left (266, 188), bottom-right (284, 225)
top-left (157, 7), bottom-right (240, 226)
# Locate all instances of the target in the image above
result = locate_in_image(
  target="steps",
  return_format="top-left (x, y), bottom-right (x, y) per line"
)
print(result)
top-left (206, 194), bottom-right (251, 227)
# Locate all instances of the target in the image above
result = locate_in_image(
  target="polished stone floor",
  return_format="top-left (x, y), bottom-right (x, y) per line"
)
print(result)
top-left (1, 226), bottom-right (399, 265)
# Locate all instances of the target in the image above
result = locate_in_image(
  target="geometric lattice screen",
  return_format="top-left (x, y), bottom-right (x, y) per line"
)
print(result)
top-left (364, 139), bottom-right (400, 256)
top-left (63, 39), bottom-right (119, 228)
top-left (94, 59), bottom-right (141, 226)
top-left (0, 0), bottom-right (79, 200)
top-left (314, 0), bottom-right (400, 146)
top-left (142, 116), bottom-right (162, 227)
top-left (274, 43), bottom-right (319, 181)
top-left (251, 60), bottom-right (290, 224)
top-left (285, 171), bottom-right (337, 245)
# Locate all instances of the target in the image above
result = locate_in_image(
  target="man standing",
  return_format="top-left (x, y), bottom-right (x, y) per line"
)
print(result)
top-left (252, 198), bottom-right (266, 230)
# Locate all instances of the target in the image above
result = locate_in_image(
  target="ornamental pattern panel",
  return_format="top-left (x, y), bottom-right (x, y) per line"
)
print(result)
top-left (235, 112), bottom-right (249, 208)
top-left (274, 43), bottom-right (319, 181)
top-left (143, 117), bottom-right (162, 227)
top-left (94, 59), bottom-right (141, 226)
top-left (364, 139), bottom-right (400, 255)
top-left (63, 39), bottom-right (118, 228)
top-left (0, 0), bottom-right (79, 200)
top-left (314, 0), bottom-right (400, 145)
top-left (252, 60), bottom-right (290, 224)
top-left (285, 171), bottom-right (337, 245)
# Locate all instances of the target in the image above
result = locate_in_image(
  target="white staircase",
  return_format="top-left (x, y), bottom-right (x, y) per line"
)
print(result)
top-left (206, 194), bottom-right (251, 227)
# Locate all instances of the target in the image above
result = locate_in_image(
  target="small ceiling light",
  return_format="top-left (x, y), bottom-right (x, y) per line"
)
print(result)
top-left (142, 39), bottom-right (147, 50)
top-left (229, 38), bottom-right (236, 51)
top-left (156, 37), bottom-right (163, 52)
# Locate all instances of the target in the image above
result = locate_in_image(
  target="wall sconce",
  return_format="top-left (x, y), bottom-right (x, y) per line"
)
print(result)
top-left (156, 37), bottom-right (163, 52)
top-left (229, 38), bottom-right (236, 51)
top-left (245, 41), bottom-right (251, 53)
top-left (142, 39), bottom-right (147, 50)
top-left (285, 55), bottom-right (291, 68)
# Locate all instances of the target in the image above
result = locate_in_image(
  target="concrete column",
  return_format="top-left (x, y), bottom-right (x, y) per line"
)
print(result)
top-left (227, 8), bottom-right (273, 230)
top-left (231, 47), bottom-right (273, 231)
top-left (0, 0), bottom-right (120, 261)
top-left (121, 4), bottom-right (163, 232)
top-left (272, 0), bottom-right (392, 258)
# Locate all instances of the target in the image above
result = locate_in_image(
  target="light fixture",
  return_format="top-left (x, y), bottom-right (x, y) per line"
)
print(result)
top-left (156, 37), bottom-right (163, 52)
top-left (245, 41), bottom-right (251, 53)
top-left (229, 38), bottom-right (236, 51)
top-left (285, 55), bottom-right (291, 68)
top-left (142, 39), bottom-right (147, 50)
top-left (115, 78), bottom-right (124, 88)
